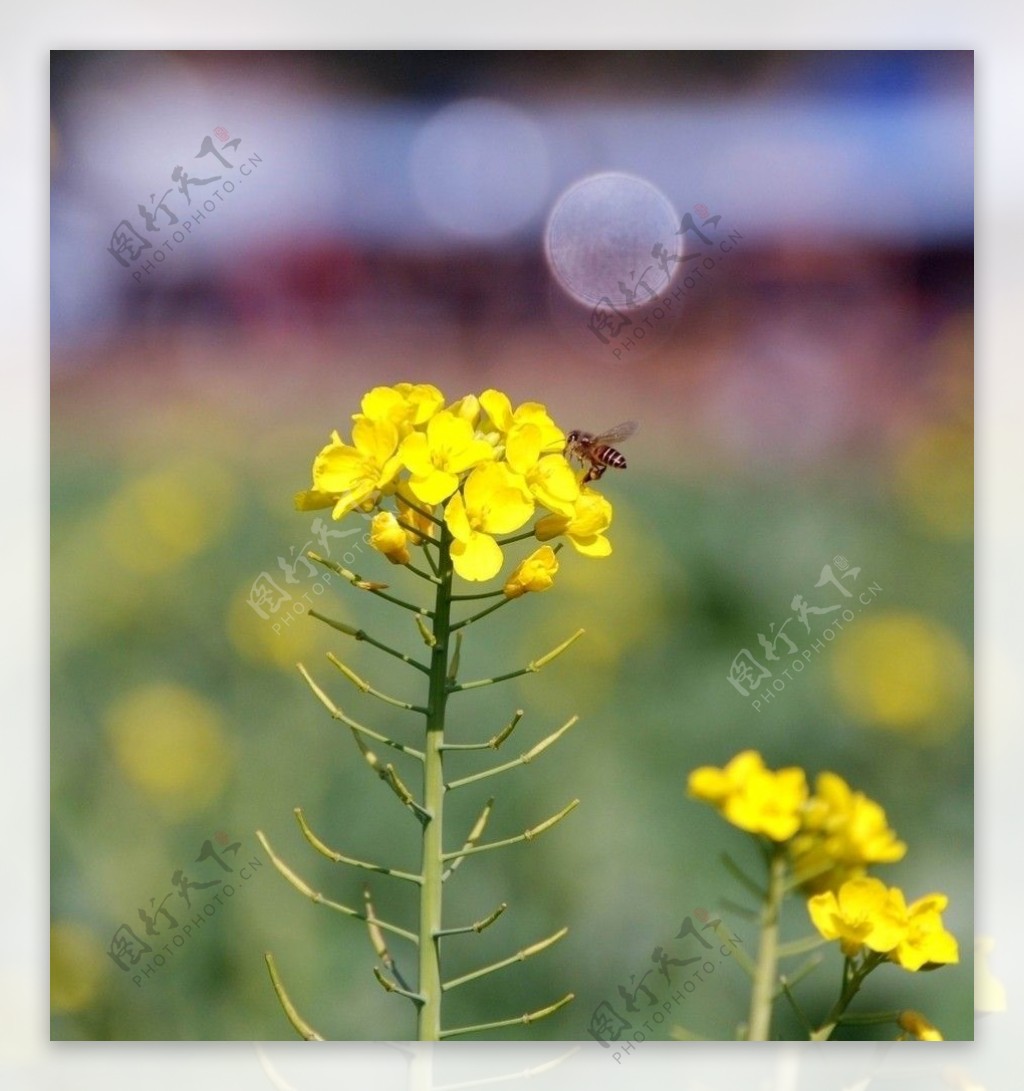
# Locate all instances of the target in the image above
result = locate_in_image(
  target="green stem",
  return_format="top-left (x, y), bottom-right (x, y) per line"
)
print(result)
top-left (417, 521), bottom-right (455, 1041)
top-left (451, 595), bottom-right (515, 631)
top-left (809, 952), bottom-right (885, 1040)
top-left (404, 561), bottom-right (441, 584)
top-left (495, 529), bottom-right (537, 546)
top-left (747, 844), bottom-right (786, 1040)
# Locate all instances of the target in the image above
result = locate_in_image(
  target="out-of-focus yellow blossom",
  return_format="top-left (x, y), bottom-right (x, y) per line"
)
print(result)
top-left (504, 546), bottom-right (559, 599)
top-left (370, 511), bottom-right (411, 566)
top-left (807, 877), bottom-right (907, 957)
top-left (445, 462), bottom-right (534, 581)
top-left (396, 482), bottom-right (436, 545)
top-left (295, 420), bottom-right (403, 519)
top-left (400, 410), bottom-right (496, 505)
top-left (790, 771), bottom-right (907, 893)
top-left (830, 612), bottom-right (971, 737)
top-left (479, 389), bottom-right (565, 453)
top-left (688, 750), bottom-right (808, 842)
top-left (105, 684), bottom-right (232, 816)
top-left (898, 1010), bottom-right (944, 1040)
top-left (51, 922), bottom-right (106, 1013)
top-left (358, 382), bottom-right (445, 430)
top-left (534, 487), bottom-right (613, 556)
top-left (888, 891), bottom-right (959, 971)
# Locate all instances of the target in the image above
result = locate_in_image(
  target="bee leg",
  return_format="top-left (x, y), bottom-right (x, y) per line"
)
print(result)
top-left (583, 465), bottom-right (606, 485)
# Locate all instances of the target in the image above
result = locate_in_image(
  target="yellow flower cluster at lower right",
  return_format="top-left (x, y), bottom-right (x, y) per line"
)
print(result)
top-left (687, 749), bottom-right (958, 974)
top-left (687, 750), bottom-right (906, 891)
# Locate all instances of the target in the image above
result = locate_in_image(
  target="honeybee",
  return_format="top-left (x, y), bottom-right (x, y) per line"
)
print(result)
top-left (564, 421), bottom-right (638, 484)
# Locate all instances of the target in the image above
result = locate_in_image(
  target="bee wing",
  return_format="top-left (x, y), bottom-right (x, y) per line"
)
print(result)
top-left (594, 421), bottom-right (638, 445)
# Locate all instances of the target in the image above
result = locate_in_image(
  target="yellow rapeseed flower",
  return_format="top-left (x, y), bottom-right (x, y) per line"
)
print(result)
top-left (888, 891), bottom-right (959, 971)
top-left (790, 771), bottom-right (907, 893)
top-left (688, 750), bottom-right (808, 842)
top-left (534, 487), bottom-right (613, 556)
top-left (504, 546), bottom-right (559, 598)
top-left (295, 419), bottom-right (403, 519)
top-left (296, 383), bottom-right (616, 582)
top-left (400, 409), bottom-right (496, 505)
top-left (358, 382), bottom-right (445, 430)
top-left (445, 462), bottom-right (534, 581)
top-left (478, 389), bottom-right (565, 454)
top-left (370, 511), bottom-right (411, 566)
top-left (504, 422), bottom-right (580, 516)
top-left (807, 877), bottom-right (907, 957)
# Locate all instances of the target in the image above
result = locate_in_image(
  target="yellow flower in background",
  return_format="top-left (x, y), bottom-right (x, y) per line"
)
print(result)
top-left (227, 583), bottom-right (324, 669)
top-left (99, 459), bottom-right (236, 574)
top-left (830, 612), bottom-right (971, 738)
top-left (445, 462), bottom-right (535, 581)
top-left (105, 684), bottom-right (232, 816)
top-left (896, 422), bottom-right (972, 540)
top-left (400, 410), bottom-right (496, 505)
top-left (888, 891), bottom-right (959, 971)
top-left (51, 922), bottom-right (106, 1014)
top-left (296, 419), bottom-right (403, 519)
top-left (790, 771), bottom-right (907, 893)
top-left (898, 1010), bottom-right (944, 1040)
top-left (504, 546), bottom-right (559, 599)
top-left (534, 487), bottom-right (613, 556)
top-left (358, 382), bottom-right (445, 430)
top-left (807, 877), bottom-right (907, 957)
top-left (370, 511), bottom-right (411, 566)
top-left (688, 750), bottom-right (808, 842)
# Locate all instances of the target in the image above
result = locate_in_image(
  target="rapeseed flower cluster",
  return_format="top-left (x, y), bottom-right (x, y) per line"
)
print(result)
top-left (295, 383), bottom-right (614, 584)
top-left (687, 750), bottom-right (957, 974)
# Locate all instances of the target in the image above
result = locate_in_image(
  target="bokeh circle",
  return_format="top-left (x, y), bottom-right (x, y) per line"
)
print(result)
top-left (545, 172), bottom-right (682, 308)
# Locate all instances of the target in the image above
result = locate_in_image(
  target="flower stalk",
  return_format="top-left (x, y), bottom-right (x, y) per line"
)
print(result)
top-left (263, 383), bottom-right (609, 1040)
top-left (747, 844), bottom-right (786, 1040)
top-left (416, 519), bottom-right (455, 1041)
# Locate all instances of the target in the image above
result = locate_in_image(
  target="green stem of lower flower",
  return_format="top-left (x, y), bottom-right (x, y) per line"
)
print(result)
top-left (417, 521), bottom-right (455, 1041)
top-left (747, 844), bottom-right (786, 1040)
top-left (809, 952), bottom-right (885, 1041)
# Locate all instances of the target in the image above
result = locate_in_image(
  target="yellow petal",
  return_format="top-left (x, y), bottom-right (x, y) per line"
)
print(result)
top-left (294, 489), bottom-right (336, 511)
top-left (352, 417), bottom-right (399, 465)
top-left (444, 491), bottom-right (473, 543)
top-left (409, 468), bottom-right (460, 506)
top-left (399, 430), bottom-right (435, 476)
top-left (451, 532), bottom-right (504, 581)
top-left (570, 533), bottom-right (612, 557)
top-left (479, 389), bottom-right (514, 432)
top-left (314, 445), bottom-right (368, 492)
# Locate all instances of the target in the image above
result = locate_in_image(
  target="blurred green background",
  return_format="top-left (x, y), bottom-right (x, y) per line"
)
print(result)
top-left (50, 50), bottom-right (973, 1041)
